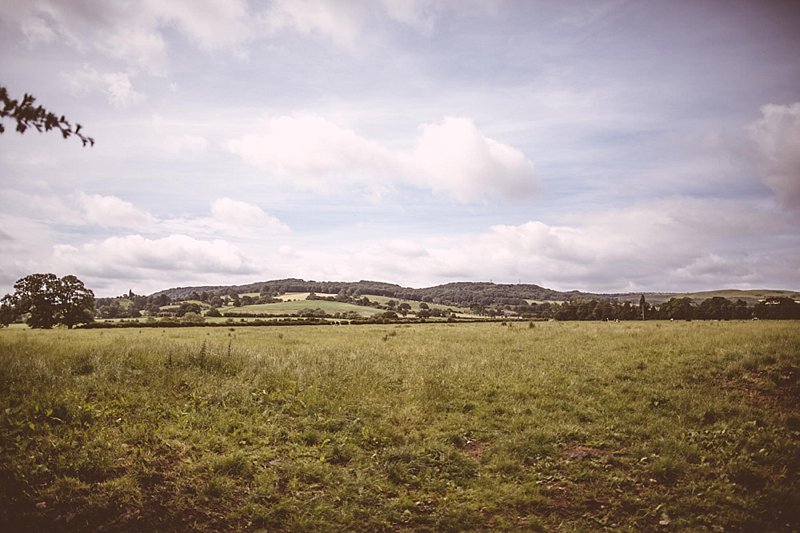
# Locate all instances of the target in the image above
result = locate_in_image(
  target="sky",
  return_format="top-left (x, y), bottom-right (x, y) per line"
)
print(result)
top-left (1, 0), bottom-right (799, 297)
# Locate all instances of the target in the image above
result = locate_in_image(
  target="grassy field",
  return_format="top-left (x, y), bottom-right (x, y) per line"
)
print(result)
top-left (1, 321), bottom-right (798, 531)
top-left (221, 300), bottom-right (384, 316)
top-left (273, 293), bottom-right (337, 301)
top-left (362, 295), bottom-right (469, 314)
top-left (640, 289), bottom-right (800, 305)
top-left (681, 290), bottom-right (800, 303)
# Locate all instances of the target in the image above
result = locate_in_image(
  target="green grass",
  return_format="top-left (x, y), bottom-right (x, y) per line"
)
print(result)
top-left (1, 321), bottom-right (798, 531)
top-left (273, 292), bottom-right (337, 301)
top-left (681, 289), bottom-right (800, 303)
top-left (363, 294), bottom-right (467, 313)
top-left (221, 300), bottom-right (384, 316)
top-left (638, 289), bottom-right (800, 305)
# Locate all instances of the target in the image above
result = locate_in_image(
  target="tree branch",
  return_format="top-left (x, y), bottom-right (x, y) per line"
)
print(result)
top-left (0, 85), bottom-right (94, 147)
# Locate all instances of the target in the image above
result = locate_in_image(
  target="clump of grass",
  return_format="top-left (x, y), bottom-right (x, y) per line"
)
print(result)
top-left (70, 352), bottom-right (96, 376)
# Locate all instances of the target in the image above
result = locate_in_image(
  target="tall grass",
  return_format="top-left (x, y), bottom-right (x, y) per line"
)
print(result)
top-left (1, 321), bottom-right (798, 531)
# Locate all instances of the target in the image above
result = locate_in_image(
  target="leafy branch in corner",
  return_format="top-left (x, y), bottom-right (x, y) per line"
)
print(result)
top-left (0, 85), bottom-right (94, 146)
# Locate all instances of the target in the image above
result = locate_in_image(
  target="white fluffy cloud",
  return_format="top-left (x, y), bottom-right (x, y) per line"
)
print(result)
top-left (0, 193), bottom-right (289, 294)
top-left (210, 197), bottom-right (290, 233)
top-left (161, 198), bottom-right (291, 239)
top-left (0, 190), bottom-right (288, 239)
top-left (64, 65), bottom-right (145, 108)
top-left (266, 197), bottom-right (796, 292)
top-left (226, 115), bottom-right (537, 202)
top-left (52, 234), bottom-right (257, 285)
top-left (77, 193), bottom-right (157, 228)
top-left (473, 199), bottom-right (793, 290)
top-left (4, 195), bottom-right (795, 296)
top-left (410, 117), bottom-right (537, 201)
top-left (1, 190), bottom-right (156, 229)
top-left (226, 115), bottom-right (395, 187)
top-left (748, 102), bottom-right (800, 209)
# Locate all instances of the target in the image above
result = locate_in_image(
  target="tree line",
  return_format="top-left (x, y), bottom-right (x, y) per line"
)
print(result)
top-left (488, 296), bottom-right (800, 321)
top-left (3, 274), bottom-right (800, 329)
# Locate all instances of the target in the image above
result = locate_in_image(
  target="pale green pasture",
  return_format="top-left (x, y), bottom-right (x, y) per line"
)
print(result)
top-left (364, 294), bottom-right (467, 313)
top-left (274, 292), bottom-right (336, 301)
top-left (220, 299), bottom-right (383, 316)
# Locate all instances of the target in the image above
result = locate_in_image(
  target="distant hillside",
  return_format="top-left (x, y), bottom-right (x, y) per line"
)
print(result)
top-left (638, 289), bottom-right (800, 305)
top-left (152, 279), bottom-right (405, 301)
top-left (150, 279), bottom-right (799, 308)
top-left (410, 282), bottom-right (587, 306)
top-left (152, 279), bottom-right (572, 305)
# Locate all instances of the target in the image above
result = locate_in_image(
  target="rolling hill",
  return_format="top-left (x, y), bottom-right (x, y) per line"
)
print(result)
top-left (150, 279), bottom-right (799, 308)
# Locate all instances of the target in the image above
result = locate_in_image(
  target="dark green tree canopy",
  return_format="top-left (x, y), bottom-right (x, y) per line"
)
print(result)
top-left (0, 273), bottom-right (95, 328)
top-left (176, 302), bottom-right (202, 317)
top-left (0, 85), bottom-right (94, 146)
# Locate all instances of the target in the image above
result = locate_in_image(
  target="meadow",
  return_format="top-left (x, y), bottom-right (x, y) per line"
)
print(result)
top-left (218, 300), bottom-right (385, 317)
top-left (1, 321), bottom-right (798, 531)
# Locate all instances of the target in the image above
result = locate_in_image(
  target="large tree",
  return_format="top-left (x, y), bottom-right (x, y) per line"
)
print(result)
top-left (0, 273), bottom-right (95, 328)
top-left (662, 297), bottom-right (695, 320)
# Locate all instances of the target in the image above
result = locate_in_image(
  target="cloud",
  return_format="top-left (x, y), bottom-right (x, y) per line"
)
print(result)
top-left (748, 102), bottom-right (800, 209)
top-left (271, 197), bottom-right (797, 292)
top-left (210, 197), bottom-right (290, 233)
top-left (2, 0), bottom-right (495, 80)
top-left (0, 194), bottom-right (288, 295)
top-left (149, 0), bottom-right (252, 50)
top-left (0, 190), bottom-right (289, 242)
top-left (261, 0), bottom-right (366, 49)
top-left (52, 234), bottom-right (258, 280)
top-left (5, 195), bottom-right (796, 297)
top-left (0, 190), bottom-right (85, 226)
top-left (101, 26), bottom-right (168, 75)
top-left (1, 1), bottom-right (167, 74)
top-left (19, 15), bottom-right (56, 44)
top-left (225, 115), bottom-right (538, 202)
top-left (0, 214), bottom-right (57, 291)
top-left (0, 190), bottom-right (157, 229)
top-left (2, 0), bottom-right (252, 74)
top-left (161, 198), bottom-right (291, 239)
top-left (77, 193), bottom-right (157, 228)
top-left (457, 198), bottom-right (795, 290)
top-left (226, 115), bottom-right (394, 184)
top-left (64, 65), bottom-right (145, 108)
top-left (410, 117), bottom-right (537, 202)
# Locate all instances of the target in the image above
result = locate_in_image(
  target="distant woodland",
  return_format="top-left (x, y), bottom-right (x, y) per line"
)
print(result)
top-left (103, 279), bottom-right (800, 322)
